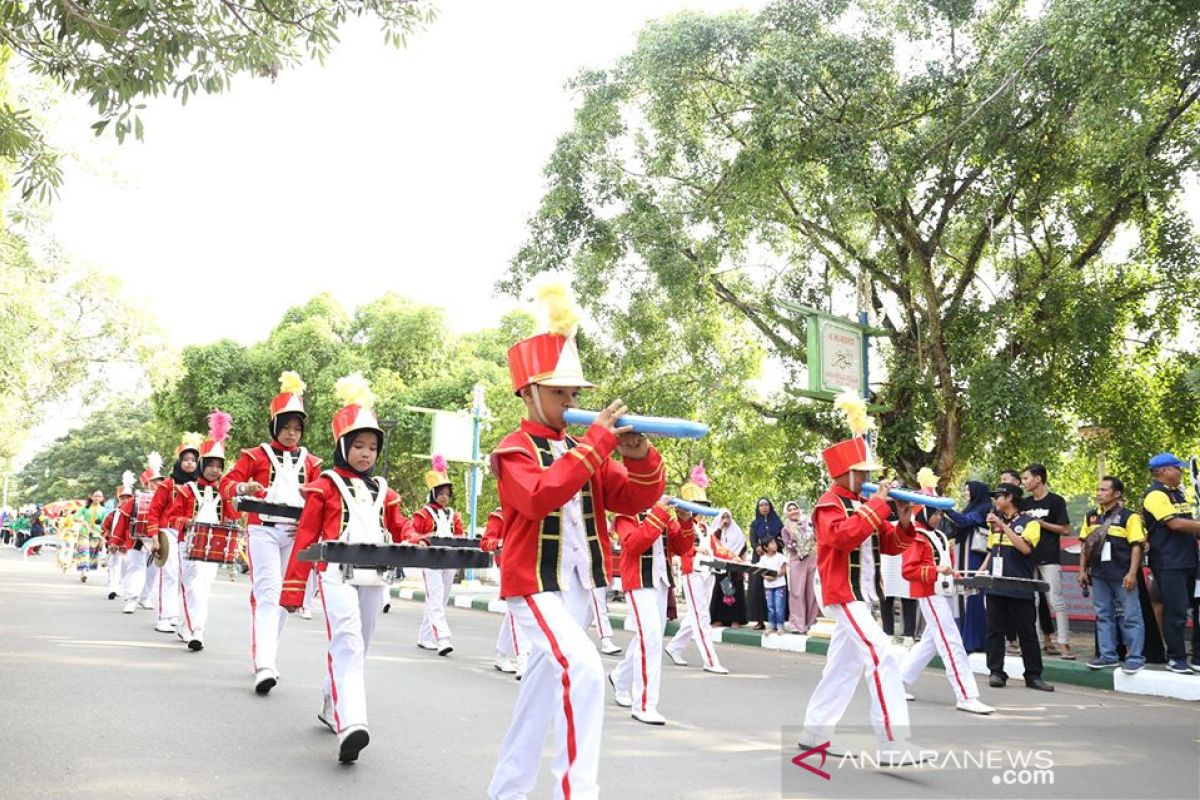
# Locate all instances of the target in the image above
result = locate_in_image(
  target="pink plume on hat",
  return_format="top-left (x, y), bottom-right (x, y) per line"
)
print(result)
top-left (208, 409), bottom-right (233, 444)
top-left (690, 461), bottom-right (709, 489)
top-left (431, 454), bottom-right (448, 473)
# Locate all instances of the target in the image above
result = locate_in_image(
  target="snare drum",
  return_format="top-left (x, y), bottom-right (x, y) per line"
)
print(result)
top-left (184, 522), bottom-right (241, 564)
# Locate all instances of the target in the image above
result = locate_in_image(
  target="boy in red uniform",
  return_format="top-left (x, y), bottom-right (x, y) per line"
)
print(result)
top-left (169, 411), bottom-right (237, 652)
top-left (146, 434), bottom-right (203, 633)
top-left (412, 455), bottom-right (465, 655)
top-left (221, 371), bottom-right (322, 694)
top-left (487, 283), bottom-right (665, 800)
top-left (279, 374), bottom-right (422, 764)
top-left (898, 472), bottom-right (993, 715)
top-left (609, 503), bottom-right (687, 725)
top-left (798, 391), bottom-right (928, 765)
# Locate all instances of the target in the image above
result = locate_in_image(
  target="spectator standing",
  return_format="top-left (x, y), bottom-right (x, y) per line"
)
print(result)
top-left (1141, 453), bottom-right (1200, 674)
top-left (781, 501), bottom-right (819, 634)
top-left (946, 481), bottom-right (992, 652)
top-left (747, 498), bottom-right (784, 631)
top-left (1078, 477), bottom-right (1146, 674)
top-left (982, 484), bottom-right (1054, 691)
top-left (1020, 464), bottom-right (1075, 660)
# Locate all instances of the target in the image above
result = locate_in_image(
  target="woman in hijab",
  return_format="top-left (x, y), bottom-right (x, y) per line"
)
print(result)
top-left (946, 481), bottom-right (991, 652)
top-left (782, 501), bottom-right (820, 634)
top-left (747, 498), bottom-right (784, 630)
top-left (708, 510), bottom-right (749, 627)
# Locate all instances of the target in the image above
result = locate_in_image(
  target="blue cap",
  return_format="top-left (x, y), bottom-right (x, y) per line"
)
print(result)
top-left (1148, 453), bottom-right (1187, 470)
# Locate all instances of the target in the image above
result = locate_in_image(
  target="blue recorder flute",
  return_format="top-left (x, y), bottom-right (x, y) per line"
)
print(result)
top-left (861, 483), bottom-right (956, 510)
top-left (561, 408), bottom-right (710, 440)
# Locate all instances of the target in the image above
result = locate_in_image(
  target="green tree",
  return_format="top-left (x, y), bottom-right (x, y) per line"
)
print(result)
top-left (15, 398), bottom-right (174, 503)
top-left (0, 0), bottom-right (434, 201)
top-left (507, 0), bottom-right (1200, 490)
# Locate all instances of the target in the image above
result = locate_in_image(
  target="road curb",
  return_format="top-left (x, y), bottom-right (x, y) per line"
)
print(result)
top-left (389, 587), bottom-right (1197, 701)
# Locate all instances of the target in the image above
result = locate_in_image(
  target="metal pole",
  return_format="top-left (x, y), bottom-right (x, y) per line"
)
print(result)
top-left (469, 383), bottom-right (484, 538)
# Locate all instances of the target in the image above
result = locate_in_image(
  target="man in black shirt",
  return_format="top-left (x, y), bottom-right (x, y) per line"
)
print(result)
top-left (1020, 464), bottom-right (1074, 660)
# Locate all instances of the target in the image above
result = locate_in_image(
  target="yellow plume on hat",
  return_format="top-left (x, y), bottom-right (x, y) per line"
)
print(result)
top-left (532, 276), bottom-right (580, 337)
top-left (917, 467), bottom-right (939, 491)
top-left (335, 372), bottom-right (375, 408)
top-left (833, 388), bottom-right (873, 437)
top-left (279, 371), bottom-right (306, 395)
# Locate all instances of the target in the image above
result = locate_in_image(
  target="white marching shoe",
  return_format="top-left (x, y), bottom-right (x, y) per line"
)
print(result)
top-left (337, 725), bottom-right (370, 763)
top-left (254, 668), bottom-right (279, 696)
top-left (665, 649), bottom-right (688, 667)
top-left (631, 707), bottom-right (668, 726)
top-left (608, 673), bottom-right (632, 708)
top-left (599, 637), bottom-right (623, 656)
top-left (956, 697), bottom-right (995, 715)
top-left (121, 599), bottom-right (137, 614)
top-left (494, 652), bottom-right (517, 674)
top-left (317, 695), bottom-right (336, 733)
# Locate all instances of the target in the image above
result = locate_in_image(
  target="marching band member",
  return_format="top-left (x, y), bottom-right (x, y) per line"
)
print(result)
top-left (104, 474), bottom-right (135, 600)
top-left (482, 508), bottom-right (529, 678)
top-left (413, 455), bottom-right (464, 656)
top-left (168, 411), bottom-right (236, 652)
top-left (487, 281), bottom-right (665, 800)
top-left (147, 434), bottom-right (203, 633)
top-left (609, 502), bottom-right (685, 725)
top-left (221, 371), bottom-right (322, 694)
top-left (666, 465), bottom-right (733, 674)
top-left (798, 391), bottom-right (928, 764)
top-left (279, 374), bottom-right (422, 764)
top-left (899, 471), bottom-right (993, 714)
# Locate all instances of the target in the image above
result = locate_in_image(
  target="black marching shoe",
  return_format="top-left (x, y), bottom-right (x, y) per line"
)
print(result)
top-left (1025, 677), bottom-right (1054, 692)
top-left (988, 673), bottom-right (1007, 688)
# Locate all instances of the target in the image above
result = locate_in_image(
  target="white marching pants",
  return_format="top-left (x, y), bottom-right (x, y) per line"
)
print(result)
top-left (588, 586), bottom-right (613, 639)
top-left (802, 601), bottom-right (911, 744)
top-left (179, 552), bottom-right (218, 638)
top-left (901, 595), bottom-right (979, 703)
top-left (667, 572), bottom-right (722, 669)
top-left (121, 549), bottom-right (147, 601)
top-left (157, 532), bottom-right (181, 622)
top-left (106, 550), bottom-right (125, 595)
top-left (247, 524), bottom-right (296, 672)
top-left (611, 585), bottom-right (668, 714)
top-left (140, 556), bottom-right (159, 604)
top-left (489, 586), bottom-right (603, 800)
top-left (316, 574), bottom-right (387, 733)
top-left (419, 568), bottom-right (454, 643)
top-left (496, 608), bottom-right (528, 658)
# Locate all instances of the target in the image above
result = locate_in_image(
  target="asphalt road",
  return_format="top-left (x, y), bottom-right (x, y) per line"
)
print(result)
top-left (1, 548), bottom-right (1197, 800)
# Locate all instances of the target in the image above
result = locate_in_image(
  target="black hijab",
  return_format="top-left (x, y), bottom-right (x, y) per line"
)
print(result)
top-left (750, 497), bottom-right (784, 545)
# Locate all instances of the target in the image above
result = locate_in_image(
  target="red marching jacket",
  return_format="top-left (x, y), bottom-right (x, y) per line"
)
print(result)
top-left (166, 479), bottom-right (240, 537)
top-left (615, 506), bottom-right (691, 591)
top-left (813, 484), bottom-right (914, 606)
top-left (279, 468), bottom-right (419, 607)
top-left (145, 478), bottom-right (188, 537)
top-left (901, 524), bottom-right (951, 599)
top-left (219, 444), bottom-right (322, 526)
top-left (411, 502), bottom-right (465, 538)
top-left (490, 419), bottom-right (666, 599)
top-left (107, 497), bottom-right (135, 551)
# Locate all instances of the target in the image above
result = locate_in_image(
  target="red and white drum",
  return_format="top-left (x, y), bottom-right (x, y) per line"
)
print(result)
top-left (184, 522), bottom-right (241, 564)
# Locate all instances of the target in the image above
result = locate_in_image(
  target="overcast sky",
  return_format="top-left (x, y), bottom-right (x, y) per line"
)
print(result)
top-left (44, 0), bottom-right (765, 349)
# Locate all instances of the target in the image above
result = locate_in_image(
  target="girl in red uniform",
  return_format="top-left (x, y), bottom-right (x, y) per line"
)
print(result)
top-left (280, 374), bottom-right (421, 764)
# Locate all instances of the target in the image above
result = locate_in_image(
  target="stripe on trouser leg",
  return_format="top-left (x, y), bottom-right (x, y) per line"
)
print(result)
top-left (840, 603), bottom-right (893, 742)
top-left (525, 595), bottom-right (576, 800)
top-left (318, 575), bottom-right (342, 733)
top-left (685, 576), bottom-right (714, 667)
top-left (925, 597), bottom-right (968, 699)
top-left (628, 590), bottom-right (649, 712)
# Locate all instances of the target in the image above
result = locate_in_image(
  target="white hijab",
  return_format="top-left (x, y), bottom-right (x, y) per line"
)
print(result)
top-left (712, 508), bottom-right (746, 556)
